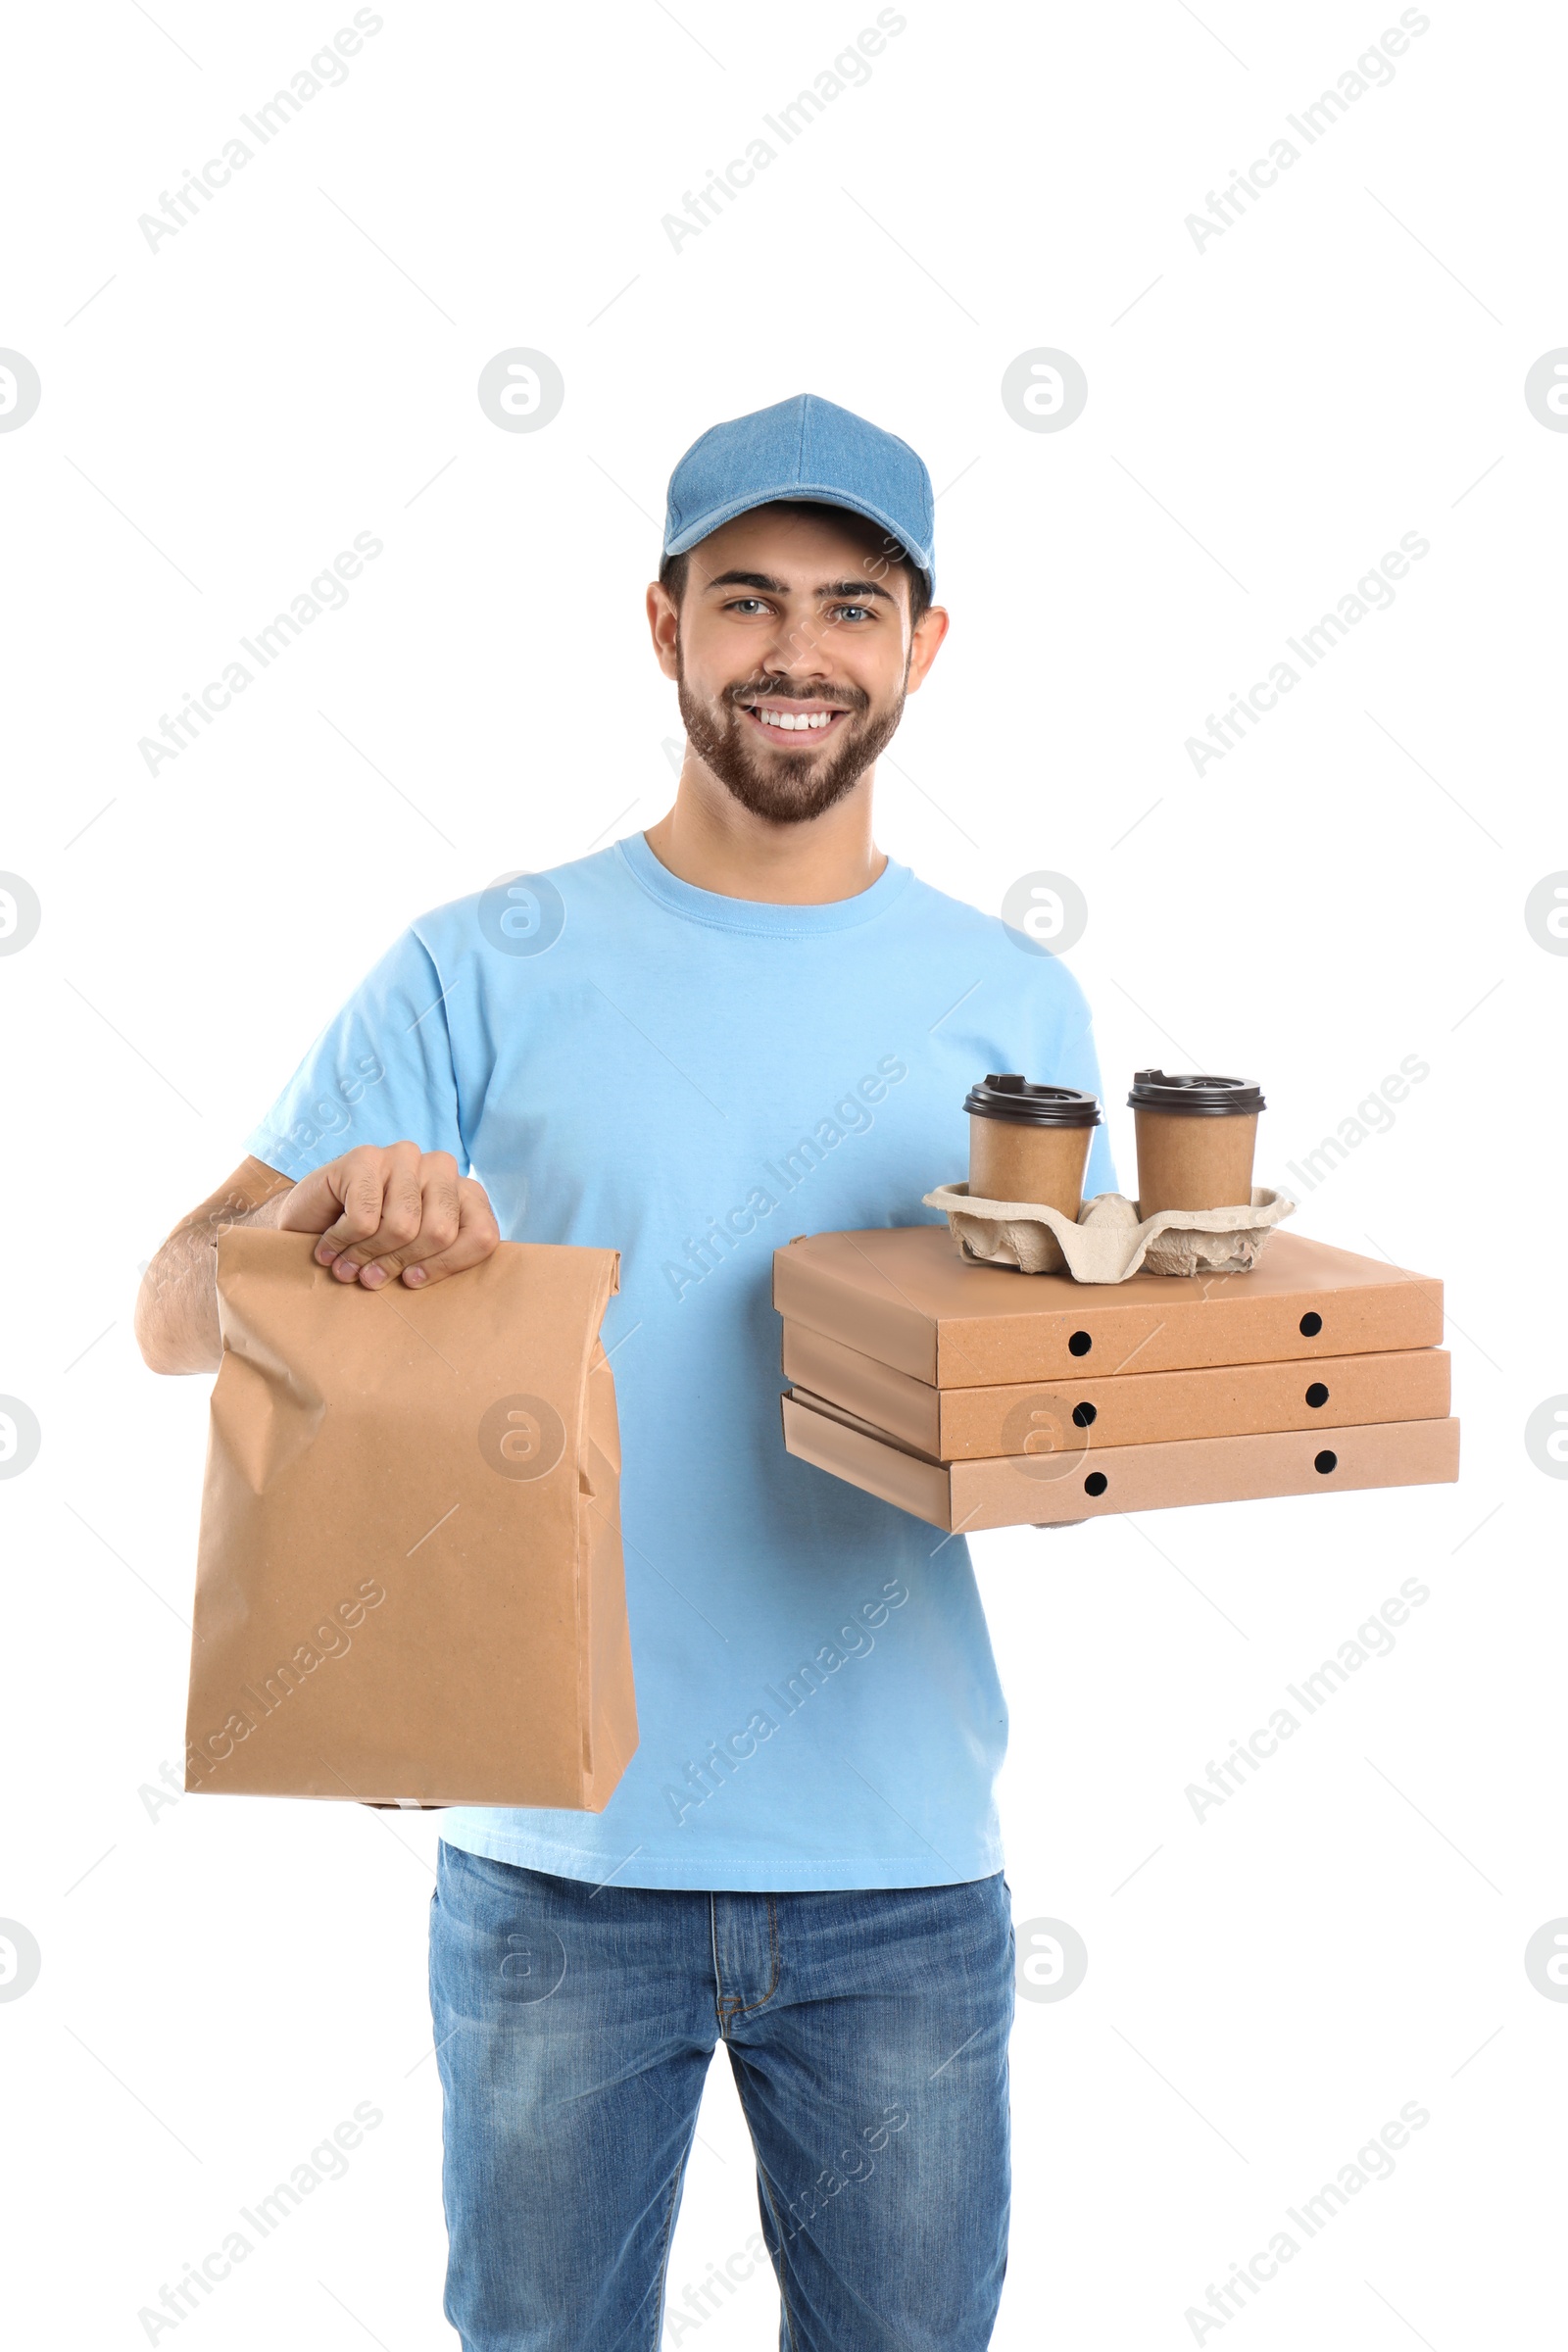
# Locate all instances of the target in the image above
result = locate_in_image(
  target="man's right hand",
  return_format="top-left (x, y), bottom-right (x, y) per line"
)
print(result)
top-left (136, 1145), bottom-right (504, 1376)
top-left (279, 1144), bottom-right (501, 1289)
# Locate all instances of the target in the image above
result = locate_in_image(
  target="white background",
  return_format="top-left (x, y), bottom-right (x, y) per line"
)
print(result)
top-left (2, 2), bottom-right (1563, 2345)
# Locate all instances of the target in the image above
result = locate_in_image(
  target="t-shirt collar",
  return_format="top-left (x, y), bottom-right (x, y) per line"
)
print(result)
top-left (615, 827), bottom-right (911, 937)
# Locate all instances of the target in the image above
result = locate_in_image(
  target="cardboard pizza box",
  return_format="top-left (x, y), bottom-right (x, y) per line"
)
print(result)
top-left (780, 1387), bottom-right (1460, 1533)
top-left (780, 1320), bottom-right (1451, 1459)
top-left (772, 1225), bottom-right (1443, 1388)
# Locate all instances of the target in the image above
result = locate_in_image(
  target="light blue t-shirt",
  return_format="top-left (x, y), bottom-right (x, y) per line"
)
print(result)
top-left (245, 831), bottom-right (1115, 1890)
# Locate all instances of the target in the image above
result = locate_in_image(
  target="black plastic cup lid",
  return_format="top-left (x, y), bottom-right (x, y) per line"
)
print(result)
top-left (963, 1073), bottom-right (1102, 1127)
top-left (1126, 1068), bottom-right (1265, 1116)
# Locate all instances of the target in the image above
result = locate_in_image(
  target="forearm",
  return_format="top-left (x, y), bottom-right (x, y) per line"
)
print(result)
top-left (134, 1157), bottom-right (294, 1374)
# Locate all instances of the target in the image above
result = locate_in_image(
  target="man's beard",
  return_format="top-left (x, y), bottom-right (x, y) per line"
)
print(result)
top-left (675, 662), bottom-right (906, 824)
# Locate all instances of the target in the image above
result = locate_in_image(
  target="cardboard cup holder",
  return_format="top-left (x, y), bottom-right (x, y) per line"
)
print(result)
top-left (920, 1183), bottom-right (1297, 1282)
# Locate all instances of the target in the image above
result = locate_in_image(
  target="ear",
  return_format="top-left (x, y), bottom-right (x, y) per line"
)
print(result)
top-left (647, 580), bottom-right (681, 682)
top-left (903, 604), bottom-right (951, 695)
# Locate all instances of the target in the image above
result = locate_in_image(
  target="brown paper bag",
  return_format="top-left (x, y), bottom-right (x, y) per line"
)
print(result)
top-left (184, 1228), bottom-right (637, 1809)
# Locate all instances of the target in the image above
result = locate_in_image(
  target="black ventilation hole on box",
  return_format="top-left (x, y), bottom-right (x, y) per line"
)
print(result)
top-left (1068, 1331), bottom-right (1092, 1357)
top-left (1305, 1382), bottom-right (1330, 1408)
top-left (1084, 1470), bottom-right (1108, 1496)
top-left (1299, 1311), bottom-right (1323, 1337)
top-left (1072, 1400), bottom-right (1097, 1428)
top-left (1313, 1449), bottom-right (1338, 1475)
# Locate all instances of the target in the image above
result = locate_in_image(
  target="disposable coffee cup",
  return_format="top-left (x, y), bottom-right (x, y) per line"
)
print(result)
top-left (963, 1074), bottom-right (1102, 1219)
top-left (1127, 1069), bottom-right (1265, 1216)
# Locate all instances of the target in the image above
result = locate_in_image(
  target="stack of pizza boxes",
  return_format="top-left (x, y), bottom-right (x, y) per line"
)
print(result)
top-left (774, 1227), bottom-right (1457, 1532)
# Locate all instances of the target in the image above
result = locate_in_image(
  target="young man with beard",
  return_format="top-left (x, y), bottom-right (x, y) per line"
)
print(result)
top-left (136, 393), bottom-right (1115, 2350)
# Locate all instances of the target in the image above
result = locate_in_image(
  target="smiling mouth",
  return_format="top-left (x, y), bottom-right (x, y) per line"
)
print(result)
top-left (739, 700), bottom-right (853, 745)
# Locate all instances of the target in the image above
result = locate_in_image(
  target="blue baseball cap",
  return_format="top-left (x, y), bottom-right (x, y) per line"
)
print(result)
top-left (662, 393), bottom-right (936, 598)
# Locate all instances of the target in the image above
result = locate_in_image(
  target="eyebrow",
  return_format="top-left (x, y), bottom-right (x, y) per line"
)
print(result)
top-left (701, 569), bottom-right (897, 606)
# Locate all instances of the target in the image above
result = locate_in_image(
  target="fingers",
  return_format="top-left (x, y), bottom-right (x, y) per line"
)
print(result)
top-left (399, 1177), bottom-right (501, 1287)
top-left (277, 1156), bottom-right (355, 1236)
top-left (293, 1146), bottom-right (500, 1289)
top-left (314, 1144), bottom-right (424, 1281)
top-left (364, 1156), bottom-right (463, 1289)
top-left (354, 1159), bottom-right (465, 1287)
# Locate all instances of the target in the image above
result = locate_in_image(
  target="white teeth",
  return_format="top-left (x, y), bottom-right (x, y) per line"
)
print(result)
top-left (755, 707), bottom-right (834, 730)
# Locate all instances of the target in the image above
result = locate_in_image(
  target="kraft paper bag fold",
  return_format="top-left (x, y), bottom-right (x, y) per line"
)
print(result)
top-left (184, 1229), bottom-right (637, 1810)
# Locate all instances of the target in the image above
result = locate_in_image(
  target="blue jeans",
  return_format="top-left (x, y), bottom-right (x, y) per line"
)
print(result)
top-left (428, 1841), bottom-right (1014, 2350)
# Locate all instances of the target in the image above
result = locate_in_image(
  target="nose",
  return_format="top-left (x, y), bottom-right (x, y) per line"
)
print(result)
top-left (757, 606), bottom-right (838, 685)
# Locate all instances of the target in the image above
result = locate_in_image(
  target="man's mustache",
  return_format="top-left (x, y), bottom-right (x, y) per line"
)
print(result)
top-left (721, 678), bottom-right (869, 713)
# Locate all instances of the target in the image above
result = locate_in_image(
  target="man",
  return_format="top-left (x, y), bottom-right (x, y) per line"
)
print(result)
top-left (137, 393), bottom-right (1115, 2350)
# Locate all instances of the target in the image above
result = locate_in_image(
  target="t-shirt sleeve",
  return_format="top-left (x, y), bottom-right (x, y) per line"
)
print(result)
top-left (242, 925), bottom-right (466, 1184)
